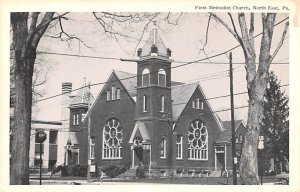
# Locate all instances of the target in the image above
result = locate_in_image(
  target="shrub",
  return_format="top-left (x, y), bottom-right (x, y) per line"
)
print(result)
top-left (102, 165), bottom-right (125, 178)
top-left (61, 165), bottom-right (87, 177)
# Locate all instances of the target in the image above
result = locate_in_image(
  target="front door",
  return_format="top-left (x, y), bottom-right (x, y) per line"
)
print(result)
top-left (216, 153), bottom-right (225, 170)
top-left (134, 146), bottom-right (143, 163)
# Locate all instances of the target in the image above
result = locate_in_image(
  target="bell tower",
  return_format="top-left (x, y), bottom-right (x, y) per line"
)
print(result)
top-left (135, 24), bottom-right (173, 121)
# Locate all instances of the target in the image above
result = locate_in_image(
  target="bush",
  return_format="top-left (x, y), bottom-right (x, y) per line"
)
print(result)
top-left (61, 165), bottom-right (87, 177)
top-left (102, 165), bottom-right (125, 178)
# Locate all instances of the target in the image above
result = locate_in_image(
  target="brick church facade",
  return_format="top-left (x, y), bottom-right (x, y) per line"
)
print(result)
top-left (64, 28), bottom-right (246, 176)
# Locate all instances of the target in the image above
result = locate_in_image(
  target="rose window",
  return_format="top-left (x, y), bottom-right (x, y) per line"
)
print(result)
top-left (103, 118), bottom-right (123, 159)
top-left (188, 120), bottom-right (208, 160)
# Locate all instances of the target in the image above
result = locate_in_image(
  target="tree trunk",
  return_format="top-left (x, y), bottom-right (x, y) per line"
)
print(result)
top-left (10, 50), bottom-right (36, 184)
top-left (10, 12), bottom-right (54, 184)
top-left (10, 13), bottom-right (35, 184)
top-left (240, 98), bottom-right (263, 184)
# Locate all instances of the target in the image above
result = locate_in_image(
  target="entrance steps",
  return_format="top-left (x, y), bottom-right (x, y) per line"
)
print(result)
top-left (118, 166), bottom-right (138, 178)
top-left (209, 170), bottom-right (222, 177)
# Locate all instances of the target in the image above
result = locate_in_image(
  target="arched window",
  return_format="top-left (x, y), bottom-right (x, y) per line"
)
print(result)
top-left (90, 137), bottom-right (95, 159)
top-left (192, 101), bottom-right (195, 109)
top-left (102, 118), bottom-right (123, 159)
top-left (161, 95), bottom-right (165, 112)
top-left (200, 100), bottom-right (204, 109)
top-left (107, 90), bottom-right (111, 101)
top-left (176, 135), bottom-right (183, 159)
top-left (158, 69), bottom-right (166, 87)
top-left (142, 68), bottom-right (150, 87)
top-left (188, 120), bottom-right (208, 160)
top-left (143, 95), bottom-right (147, 112)
top-left (239, 134), bottom-right (243, 143)
top-left (111, 86), bottom-right (116, 100)
top-left (196, 98), bottom-right (200, 109)
top-left (160, 137), bottom-right (167, 159)
top-left (116, 88), bottom-right (121, 100)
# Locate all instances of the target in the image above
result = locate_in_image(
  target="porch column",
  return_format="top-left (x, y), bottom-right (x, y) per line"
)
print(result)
top-left (224, 144), bottom-right (227, 170)
top-left (132, 146), bottom-right (135, 168)
top-left (149, 144), bottom-right (152, 177)
top-left (214, 147), bottom-right (217, 170)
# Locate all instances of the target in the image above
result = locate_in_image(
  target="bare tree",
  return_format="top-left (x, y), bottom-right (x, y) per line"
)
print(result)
top-left (207, 13), bottom-right (289, 184)
top-left (10, 11), bottom-right (183, 185)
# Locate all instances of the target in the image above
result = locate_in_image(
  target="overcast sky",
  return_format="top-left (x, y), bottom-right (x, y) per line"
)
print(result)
top-left (32, 12), bottom-right (289, 123)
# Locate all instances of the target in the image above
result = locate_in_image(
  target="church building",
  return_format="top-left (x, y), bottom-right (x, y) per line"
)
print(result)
top-left (65, 27), bottom-right (246, 176)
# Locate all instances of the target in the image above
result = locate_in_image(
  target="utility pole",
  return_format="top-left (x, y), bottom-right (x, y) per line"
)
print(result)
top-left (229, 52), bottom-right (237, 185)
top-left (87, 87), bottom-right (91, 183)
top-left (39, 141), bottom-right (42, 185)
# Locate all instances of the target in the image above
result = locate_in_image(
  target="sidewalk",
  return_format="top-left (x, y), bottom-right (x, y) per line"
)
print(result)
top-left (29, 176), bottom-right (278, 185)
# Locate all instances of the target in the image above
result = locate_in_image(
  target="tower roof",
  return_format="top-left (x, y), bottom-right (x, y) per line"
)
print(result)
top-left (69, 79), bottom-right (94, 108)
top-left (140, 27), bottom-right (169, 57)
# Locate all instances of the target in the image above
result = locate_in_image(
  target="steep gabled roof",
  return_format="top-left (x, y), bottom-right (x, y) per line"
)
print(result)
top-left (140, 28), bottom-right (168, 57)
top-left (81, 70), bottom-right (222, 132)
top-left (216, 120), bottom-right (244, 143)
top-left (69, 81), bottom-right (94, 108)
top-left (171, 83), bottom-right (199, 121)
top-left (113, 70), bottom-right (137, 98)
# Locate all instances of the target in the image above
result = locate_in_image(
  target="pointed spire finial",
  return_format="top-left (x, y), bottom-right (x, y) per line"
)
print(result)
top-left (153, 21), bottom-right (157, 45)
top-left (83, 77), bottom-right (87, 86)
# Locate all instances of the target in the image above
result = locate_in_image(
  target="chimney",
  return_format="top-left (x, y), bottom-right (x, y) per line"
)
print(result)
top-left (62, 82), bottom-right (72, 94)
top-left (57, 82), bottom-right (73, 166)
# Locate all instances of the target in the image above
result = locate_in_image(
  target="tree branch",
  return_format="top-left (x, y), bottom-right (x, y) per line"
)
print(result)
top-left (258, 13), bottom-right (276, 70)
top-left (209, 12), bottom-right (241, 43)
top-left (31, 12), bottom-right (55, 49)
top-left (166, 12), bottom-right (183, 26)
top-left (200, 14), bottom-right (212, 50)
top-left (249, 13), bottom-right (255, 49)
top-left (49, 16), bottom-right (92, 48)
top-left (269, 22), bottom-right (289, 64)
top-left (228, 13), bottom-right (244, 46)
top-left (25, 12), bottom-right (40, 51)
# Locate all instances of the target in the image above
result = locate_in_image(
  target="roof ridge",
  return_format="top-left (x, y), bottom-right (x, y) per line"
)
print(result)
top-left (171, 81), bottom-right (198, 88)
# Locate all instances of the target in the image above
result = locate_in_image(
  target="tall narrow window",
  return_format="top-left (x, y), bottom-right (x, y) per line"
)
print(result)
top-left (239, 134), bottom-right (243, 143)
top-left (73, 113), bottom-right (79, 125)
top-left (143, 95), bottom-right (147, 112)
top-left (116, 88), bottom-right (121, 100)
top-left (161, 96), bottom-right (165, 112)
top-left (158, 69), bottom-right (166, 87)
top-left (76, 114), bottom-right (79, 125)
top-left (142, 68), bottom-right (150, 87)
top-left (160, 138), bottom-right (167, 159)
top-left (73, 114), bottom-right (76, 125)
top-left (200, 101), bottom-right (204, 109)
top-left (111, 86), bottom-right (116, 100)
top-left (90, 137), bottom-right (95, 159)
top-left (192, 101), bottom-right (195, 109)
top-left (49, 130), bottom-right (58, 144)
top-left (176, 136), bottom-right (183, 159)
top-left (107, 90), bottom-right (111, 101)
top-left (196, 98), bottom-right (200, 109)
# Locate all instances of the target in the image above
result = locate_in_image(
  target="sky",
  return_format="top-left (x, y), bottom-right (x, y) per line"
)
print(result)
top-left (32, 12), bottom-right (289, 123)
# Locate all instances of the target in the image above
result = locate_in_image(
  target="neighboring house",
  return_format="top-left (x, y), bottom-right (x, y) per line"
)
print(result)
top-left (29, 120), bottom-right (62, 172)
top-left (215, 120), bottom-right (246, 171)
top-left (64, 27), bottom-right (246, 176)
top-left (28, 82), bottom-right (74, 173)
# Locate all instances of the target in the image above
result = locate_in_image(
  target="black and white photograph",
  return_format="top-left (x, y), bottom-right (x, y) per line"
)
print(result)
top-left (1, 1), bottom-right (299, 191)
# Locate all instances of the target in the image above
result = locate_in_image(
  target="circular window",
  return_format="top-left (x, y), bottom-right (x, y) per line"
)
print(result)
top-left (188, 120), bottom-right (207, 149)
top-left (103, 118), bottom-right (123, 148)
